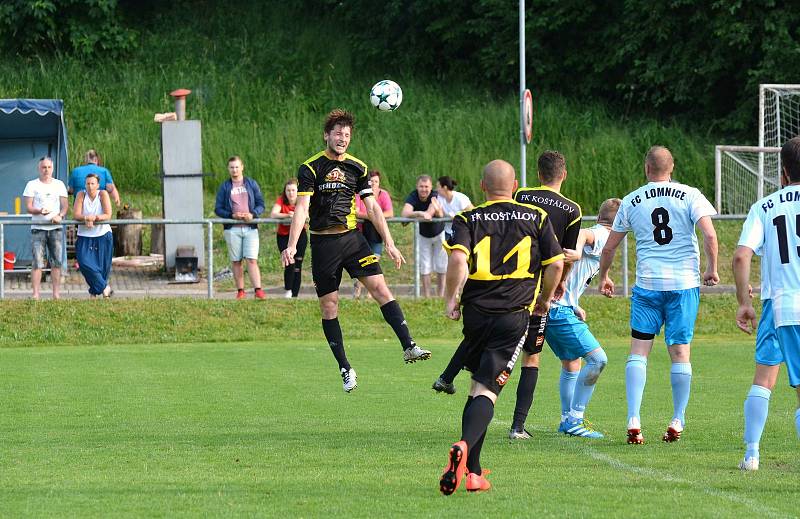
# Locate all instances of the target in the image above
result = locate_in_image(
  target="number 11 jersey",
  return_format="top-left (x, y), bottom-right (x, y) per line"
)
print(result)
top-left (444, 199), bottom-right (564, 314)
top-left (612, 180), bottom-right (716, 291)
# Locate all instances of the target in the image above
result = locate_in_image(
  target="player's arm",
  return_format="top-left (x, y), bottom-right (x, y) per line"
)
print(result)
top-left (598, 230), bottom-right (626, 297)
top-left (564, 228), bottom-right (594, 263)
top-left (443, 249), bottom-right (467, 321)
top-left (365, 194), bottom-right (405, 268)
top-left (281, 195), bottom-right (309, 267)
top-left (697, 215), bottom-right (719, 286)
top-left (355, 196), bottom-right (369, 219)
top-left (533, 258), bottom-right (564, 316)
top-left (732, 245), bottom-right (757, 334)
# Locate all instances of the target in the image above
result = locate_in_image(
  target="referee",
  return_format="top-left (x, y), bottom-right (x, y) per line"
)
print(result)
top-left (438, 159), bottom-right (564, 494)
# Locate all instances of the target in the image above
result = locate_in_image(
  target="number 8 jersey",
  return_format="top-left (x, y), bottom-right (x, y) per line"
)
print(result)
top-left (613, 180), bottom-right (716, 291)
top-left (444, 199), bottom-right (564, 314)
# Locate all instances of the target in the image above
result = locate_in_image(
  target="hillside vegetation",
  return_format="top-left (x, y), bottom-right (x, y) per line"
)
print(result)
top-left (0, 2), bottom-right (720, 212)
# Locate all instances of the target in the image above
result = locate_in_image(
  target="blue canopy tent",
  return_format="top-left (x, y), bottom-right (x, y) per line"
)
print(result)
top-left (0, 99), bottom-right (68, 265)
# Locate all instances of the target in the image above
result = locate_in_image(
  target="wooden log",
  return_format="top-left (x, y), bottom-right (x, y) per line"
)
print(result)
top-left (113, 206), bottom-right (143, 257)
top-left (150, 223), bottom-right (165, 256)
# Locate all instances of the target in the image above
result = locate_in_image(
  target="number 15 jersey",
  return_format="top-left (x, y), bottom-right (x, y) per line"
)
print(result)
top-left (612, 180), bottom-right (715, 291)
top-left (444, 199), bottom-right (564, 314)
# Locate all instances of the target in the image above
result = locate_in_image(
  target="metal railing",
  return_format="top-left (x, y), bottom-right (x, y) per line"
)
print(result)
top-left (4, 214), bottom-right (747, 300)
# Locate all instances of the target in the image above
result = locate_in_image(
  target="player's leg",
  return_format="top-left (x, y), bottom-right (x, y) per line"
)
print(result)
top-left (662, 288), bottom-right (700, 442)
top-left (348, 231), bottom-right (429, 362)
top-left (311, 234), bottom-right (354, 391)
top-left (742, 300), bottom-right (781, 470)
top-left (509, 312), bottom-right (547, 438)
top-left (775, 325), bottom-right (800, 439)
top-left (626, 286), bottom-right (662, 443)
top-left (558, 360), bottom-right (580, 429)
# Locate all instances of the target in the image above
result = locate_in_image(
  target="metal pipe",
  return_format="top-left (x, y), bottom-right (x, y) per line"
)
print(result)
top-left (207, 221), bottom-right (214, 299)
top-left (519, 0), bottom-right (527, 187)
top-left (413, 221), bottom-right (420, 298)
top-left (1, 223), bottom-right (4, 299)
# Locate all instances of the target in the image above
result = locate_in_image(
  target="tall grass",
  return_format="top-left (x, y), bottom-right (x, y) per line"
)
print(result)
top-left (0, 3), bottom-right (718, 213)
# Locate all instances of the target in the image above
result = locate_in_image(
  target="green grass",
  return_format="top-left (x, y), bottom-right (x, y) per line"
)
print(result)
top-left (1, 313), bottom-right (797, 517)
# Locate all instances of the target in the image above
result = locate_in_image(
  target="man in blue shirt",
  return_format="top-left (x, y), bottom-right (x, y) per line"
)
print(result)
top-left (69, 149), bottom-right (121, 206)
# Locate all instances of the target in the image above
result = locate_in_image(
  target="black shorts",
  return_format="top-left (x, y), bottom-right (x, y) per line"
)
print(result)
top-left (522, 313), bottom-right (548, 354)
top-left (310, 230), bottom-right (383, 297)
top-left (459, 305), bottom-right (530, 395)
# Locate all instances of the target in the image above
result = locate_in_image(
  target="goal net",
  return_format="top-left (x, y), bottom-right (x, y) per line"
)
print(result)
top-left (715, 84), bottom-right (800, 214)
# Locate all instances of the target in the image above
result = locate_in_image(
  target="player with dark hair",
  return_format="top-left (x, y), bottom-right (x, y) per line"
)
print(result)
top-left (281, 108), bottom-right (430, 392)
top-left (439, 159), bottom-right (563, 494)
top-left (599, 145), bottom-right (718, 444)
top-left (733, 136), bottom-right (800, 470)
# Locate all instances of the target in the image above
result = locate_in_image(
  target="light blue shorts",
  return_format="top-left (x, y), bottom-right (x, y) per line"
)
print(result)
top-left (776, 325), bottom-right (800, 387)
top-left (223, 226), bottom-right (259, 261)
top-left (545, 305), bottom-right (601, 361)
top-left (630, 285), bottom-right (699, 346)
top-left (755, 299), bottom-right (783, 366)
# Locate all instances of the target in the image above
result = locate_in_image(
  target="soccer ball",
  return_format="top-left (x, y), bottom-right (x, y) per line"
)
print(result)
top-left (370, 80), bottom-right (403, 111)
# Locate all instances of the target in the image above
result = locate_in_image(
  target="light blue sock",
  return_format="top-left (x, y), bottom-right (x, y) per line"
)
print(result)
top-left (743, 385), bottom-right (771, 459)
top-left (570, 348), bottom-right (608, 419)
top-left (795, 408), bottom-right (800, 439)
top-left (559, 368), bottom-right (579, 419)
top-left (670, 362), bottom-right (692, 426)
top-left (626, 354), bottom-right (648, 422)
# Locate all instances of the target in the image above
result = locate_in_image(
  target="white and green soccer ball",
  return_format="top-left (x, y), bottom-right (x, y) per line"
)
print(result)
top-left (369, 80), bottom-right (403, 111)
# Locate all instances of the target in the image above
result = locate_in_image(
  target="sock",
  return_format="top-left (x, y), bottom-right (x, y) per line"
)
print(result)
top-left (322, 318), bottom-right (350, 371)
top-left (795, 408), bottom-right (800, 439)
top-left (559, 368), bottom-right (579, 420)
top-left (670, 362), bottom-right (692, 425)
top-left (254, 287), bottom-right (262, 292)
top-left (380, 300), bottom-right (414, 350)
top-left (466, 430), bottom-right (486, 475)
top-left (283, 264), bottom-right (293, 291)
top-left (512, 367), bottom-right (539, 430)
top-left (626, 354), bottom-right (648, 423)
top-left (462, 395), bottom-right (494, 448)
top-left (292, 260), bottom-right (303, 297)
top-left (743, 384), bottom-right (771, 459)
top-left (570, 348), bottom-right (608, 420)
top-left (440, 341), bottom-right (468, 384)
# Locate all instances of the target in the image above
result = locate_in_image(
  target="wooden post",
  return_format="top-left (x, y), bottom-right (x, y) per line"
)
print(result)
top-left (113, 206), bottom-right (143, 257)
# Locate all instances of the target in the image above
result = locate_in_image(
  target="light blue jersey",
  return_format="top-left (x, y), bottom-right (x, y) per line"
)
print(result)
top-left (613, 180), bottom-right (715, 291)
top-left (555, 224), bottom-right (608, 309)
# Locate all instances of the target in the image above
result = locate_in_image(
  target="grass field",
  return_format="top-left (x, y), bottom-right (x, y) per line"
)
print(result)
top-left (0, 297), bottom-right (797, 517)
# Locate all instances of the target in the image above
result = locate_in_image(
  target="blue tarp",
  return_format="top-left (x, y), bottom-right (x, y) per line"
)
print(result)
top-left (0, 99), bottom-right (69, 264)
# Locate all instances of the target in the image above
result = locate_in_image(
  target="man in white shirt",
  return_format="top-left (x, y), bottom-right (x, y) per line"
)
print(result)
top-left (598, 146), bottom-right (719, 444)
top-left (23, 157), bottom-right (69, 300)
top-left (733, 136), bottom-right (800, 471)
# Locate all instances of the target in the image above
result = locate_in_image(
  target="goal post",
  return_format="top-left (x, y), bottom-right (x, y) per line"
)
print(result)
top-left (715, 145), bottom-right (781, 214)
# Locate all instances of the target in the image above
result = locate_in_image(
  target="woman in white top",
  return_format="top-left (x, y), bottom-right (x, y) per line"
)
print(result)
top-left (73, 173), bottom-right (114, 298)
top-left (436, 176), bottom-right (474, 235)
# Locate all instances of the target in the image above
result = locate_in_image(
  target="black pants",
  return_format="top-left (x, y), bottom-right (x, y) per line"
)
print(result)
top-left (277, 231), bottom-right (307, 296)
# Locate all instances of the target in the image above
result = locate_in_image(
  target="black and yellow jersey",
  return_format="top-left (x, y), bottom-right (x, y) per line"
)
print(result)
top-left (444, 200), bottom-right (564, 314)
top-left (297, 151), bottom-right (372, 232)
top-left (514, 186), bottom-right (582, 249)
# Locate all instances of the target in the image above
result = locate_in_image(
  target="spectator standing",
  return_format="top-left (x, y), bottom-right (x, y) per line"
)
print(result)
top-left (436, 176), bottom-right (473, 236)
top-left (271, 178), bottom-right (307, 298)
top-left (23, 156), bottom-right (68, 300)
top-left (354, 170), bottom-right (394, 298)
top-left (402, 174), bottom-right (446, 297)
top-left (214, 156), bottom-right (267, 300)
top-left (68, 149), bottom-right (121, 206)
top-left (73, 174), bottom-right (113, 298)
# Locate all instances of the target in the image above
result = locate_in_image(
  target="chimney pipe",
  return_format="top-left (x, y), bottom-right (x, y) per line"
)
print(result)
top-left (169, 89), bottom-right (192, 121)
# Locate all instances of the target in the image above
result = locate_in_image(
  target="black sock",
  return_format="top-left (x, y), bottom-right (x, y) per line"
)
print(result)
top-left (466, 430), bottom-right (486, 475)
top-left (380, 300), bottom-right (414, 350)
top-left (512, 367), bottom-right (539, 430)
top-left (440, 341), bottom-right (468, 384)
top-left (322, 318), bottom-right (350, 371)
top-left (462, 395), bottom-right (494, 448)
top-left (292, 260), bottom-right (303, 297)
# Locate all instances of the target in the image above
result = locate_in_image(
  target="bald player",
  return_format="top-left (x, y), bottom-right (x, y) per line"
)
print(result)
top-left (598, 146), bottom-right (719, 444)
top-left (439, 159), bottom-right (564, 495)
